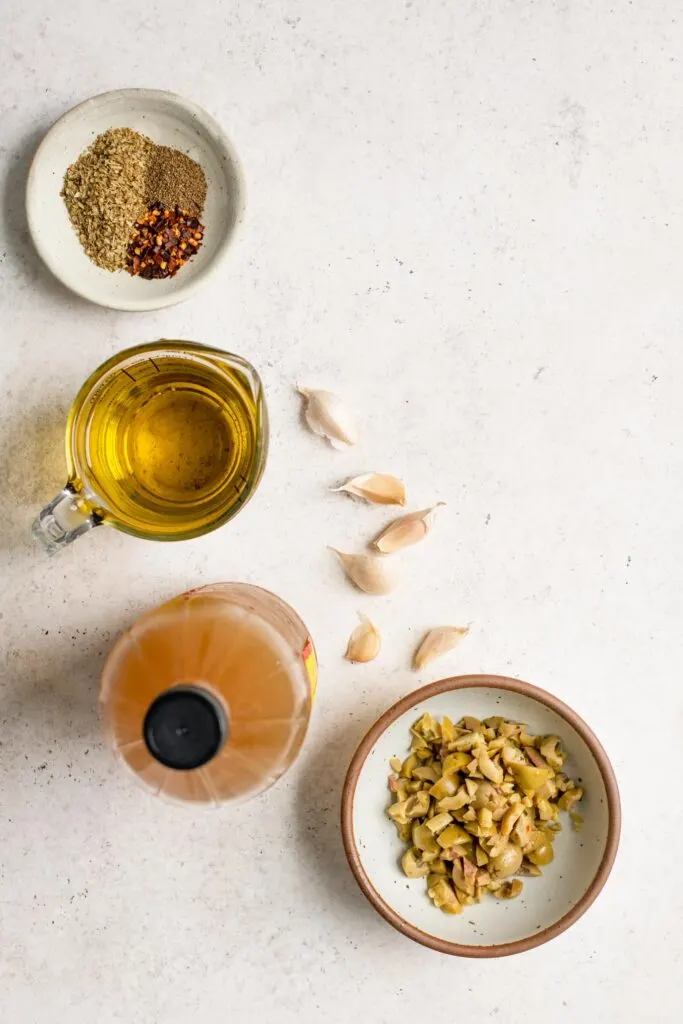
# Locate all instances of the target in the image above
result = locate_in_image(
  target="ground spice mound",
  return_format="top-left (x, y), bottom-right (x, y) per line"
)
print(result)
top-left (62, 128), bottom-right (207, 274)
top-left (147, 146), bottom-right (206, 215)
top-left (62, 128), bottom-right (153, 272)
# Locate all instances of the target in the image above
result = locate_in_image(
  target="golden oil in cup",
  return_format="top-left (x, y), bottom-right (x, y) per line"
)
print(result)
top-left (33, 341), bottom-right (268, 551)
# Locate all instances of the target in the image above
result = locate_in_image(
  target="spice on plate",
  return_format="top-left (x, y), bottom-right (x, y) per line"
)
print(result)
top-left (62, 127), bottom-right (153, 272)
top-left (62, 127), bottom-right (208, 276)
top-left (147, 146), bottom-right (207, 215)
top-left (126, 204), bottom-right (205, 279)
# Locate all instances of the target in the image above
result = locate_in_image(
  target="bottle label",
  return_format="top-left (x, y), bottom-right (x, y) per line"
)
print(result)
top-left (302, 638), bottom-right (318, 701)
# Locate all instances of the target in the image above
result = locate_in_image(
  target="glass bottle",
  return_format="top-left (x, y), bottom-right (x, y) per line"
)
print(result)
top-left (100, 583), bottom-right (316, 804)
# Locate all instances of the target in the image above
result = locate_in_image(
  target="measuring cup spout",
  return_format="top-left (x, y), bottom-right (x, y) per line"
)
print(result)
top-left (32, 485), bottom-right (100, 555)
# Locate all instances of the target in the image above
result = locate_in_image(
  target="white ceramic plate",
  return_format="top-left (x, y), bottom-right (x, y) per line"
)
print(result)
top-left (342, 675), bottom-right (620, 957)
top-left (26, 89), bottom-right (245, 311)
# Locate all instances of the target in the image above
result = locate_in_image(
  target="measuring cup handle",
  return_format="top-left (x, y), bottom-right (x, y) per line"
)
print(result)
top-left (32, 485), bottom-right (99, 555)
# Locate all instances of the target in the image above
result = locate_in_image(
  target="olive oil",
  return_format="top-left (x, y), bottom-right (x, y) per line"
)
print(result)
top-left (34, 342), bottom-right (268, 550)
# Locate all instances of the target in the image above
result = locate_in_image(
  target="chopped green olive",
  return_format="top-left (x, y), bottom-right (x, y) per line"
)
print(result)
top-left (390, 714), bottom-right (584, 914)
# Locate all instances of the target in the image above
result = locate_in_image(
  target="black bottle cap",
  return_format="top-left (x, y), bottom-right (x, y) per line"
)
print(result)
top-left (143, 686), bottom-right (228, 770)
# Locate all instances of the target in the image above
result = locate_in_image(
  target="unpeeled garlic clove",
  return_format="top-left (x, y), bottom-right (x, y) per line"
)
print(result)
top-left (332, 473), bottom-right (406, 506)
top-left (413, 626), bottom-right (469, 670)
top-left (330, 549), bottom-right (401, 594)
top-left (345, 613), bottom-right (381, 662)
top-left (297, 386), bottom-right (358, 449)
top-left (372, 503), bottom-right (445, 554)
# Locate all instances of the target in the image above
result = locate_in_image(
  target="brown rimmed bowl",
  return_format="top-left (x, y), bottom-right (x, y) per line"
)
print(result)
top-left (341, 674), bottom-right (620, 957)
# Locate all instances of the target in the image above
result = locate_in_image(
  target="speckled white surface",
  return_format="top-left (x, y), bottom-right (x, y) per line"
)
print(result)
top-left (0, 2), bottom-right (680, 1022)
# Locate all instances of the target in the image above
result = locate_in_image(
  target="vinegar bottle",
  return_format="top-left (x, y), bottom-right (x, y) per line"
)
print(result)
top-left (100, 584), bottom-right (317, 804)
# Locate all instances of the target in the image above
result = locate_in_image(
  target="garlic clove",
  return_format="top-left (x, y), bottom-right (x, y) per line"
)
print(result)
top-left (345, 613), bottom-right (381, 662)
top-left (413, 626), bottom-right (469, 670)
top-left (372, 503), bottom-right (445, 554)
top-left (332, 473), bottom-right (406, 506)
top-left (330, 549), bottom-right (401, 594)
top-left (297, 386), bottom-right (358, 449)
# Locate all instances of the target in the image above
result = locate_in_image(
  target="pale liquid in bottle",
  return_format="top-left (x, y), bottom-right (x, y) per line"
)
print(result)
top-left (100, 584), bottom-right (316, 804)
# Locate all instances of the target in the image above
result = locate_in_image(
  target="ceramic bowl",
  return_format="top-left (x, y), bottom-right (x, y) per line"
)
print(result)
top-left (26, 89), bottom-right (245, 311)
top-left (342, 675), bottom-right (620, 957)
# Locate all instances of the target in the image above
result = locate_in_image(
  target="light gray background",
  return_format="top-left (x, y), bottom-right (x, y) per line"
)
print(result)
top-left (1, 3), bottom-right (679, 1022)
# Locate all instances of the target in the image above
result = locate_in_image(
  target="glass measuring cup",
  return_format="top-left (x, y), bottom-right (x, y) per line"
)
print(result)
top-left (33, 341), bottom-right (268, 552)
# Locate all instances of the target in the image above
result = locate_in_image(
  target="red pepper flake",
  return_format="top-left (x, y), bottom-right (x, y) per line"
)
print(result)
top-left (126, 203), bottom-right (205, 279)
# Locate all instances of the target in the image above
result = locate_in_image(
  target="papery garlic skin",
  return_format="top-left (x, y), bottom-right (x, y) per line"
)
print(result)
top-left (330, 549), bottom-right (401, 594)
top-left (333, 473), bottom-right (406, 506)
top-left (345, 613), bottom-right (381, 662)
top-left (372, 503), bottom-right (445, 554)
top-left (297, 386), bottom-right (358, 449)
top-left (412, 625), bottom-right (469, 670)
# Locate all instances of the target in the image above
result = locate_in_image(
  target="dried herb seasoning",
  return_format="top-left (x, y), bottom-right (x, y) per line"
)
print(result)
top-left (62, 128), bottom-right (154, 272)
top-left (126, 204), bottom-right (205, 279)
